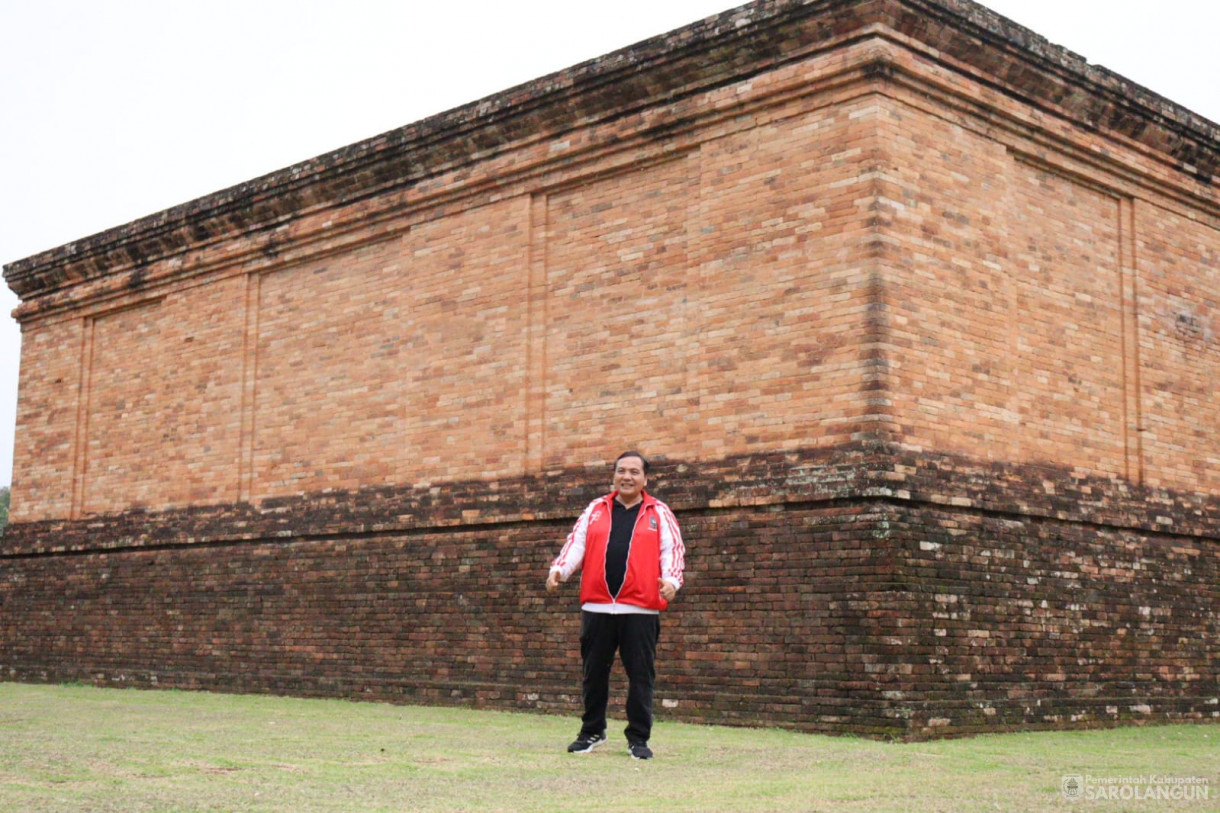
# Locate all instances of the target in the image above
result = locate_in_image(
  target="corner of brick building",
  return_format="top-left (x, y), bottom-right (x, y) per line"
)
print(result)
top-left (2, 0), bottom-right (1219, 740)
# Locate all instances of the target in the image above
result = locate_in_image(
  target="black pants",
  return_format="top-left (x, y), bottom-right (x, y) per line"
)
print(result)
top-left (579, 611), bottom-right (660, 744)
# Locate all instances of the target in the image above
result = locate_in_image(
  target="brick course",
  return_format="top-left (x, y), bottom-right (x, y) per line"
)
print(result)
top-left (3, 0), bottom-right (1218, 738)
top-left (2, 448), bottom-right (1216, 738)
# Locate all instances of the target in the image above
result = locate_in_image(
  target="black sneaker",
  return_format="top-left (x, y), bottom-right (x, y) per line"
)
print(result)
top-left (567, 732), bottom-right (607, 753)
top-left (628, 741), bottom-right (653, 760)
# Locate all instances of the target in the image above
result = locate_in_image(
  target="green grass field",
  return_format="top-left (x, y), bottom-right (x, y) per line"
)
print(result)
top-left (0, 683), bottom-right (1214, 811)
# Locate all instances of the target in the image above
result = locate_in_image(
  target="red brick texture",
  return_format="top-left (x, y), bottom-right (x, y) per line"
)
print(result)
top-left (2, 449), bottom-right (1217, 738)
top-left (3, 0), bottom-right (1218, 738)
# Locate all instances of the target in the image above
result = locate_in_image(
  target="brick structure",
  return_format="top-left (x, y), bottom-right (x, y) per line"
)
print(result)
top-left (3, 0), bottom-right (1217, 739)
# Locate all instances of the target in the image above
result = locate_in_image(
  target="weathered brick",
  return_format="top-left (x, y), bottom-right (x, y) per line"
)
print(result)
top-left (2, 0), bottom-right (1217, 739)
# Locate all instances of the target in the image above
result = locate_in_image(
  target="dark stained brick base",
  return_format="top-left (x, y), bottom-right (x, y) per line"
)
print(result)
top-left (3, 445), bottom-right (1217, 739)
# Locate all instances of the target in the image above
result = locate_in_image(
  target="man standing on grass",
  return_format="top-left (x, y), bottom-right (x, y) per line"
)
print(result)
top-left (545, 451), bottom-right (686, 760)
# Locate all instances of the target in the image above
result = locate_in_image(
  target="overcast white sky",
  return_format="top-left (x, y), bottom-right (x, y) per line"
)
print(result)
top-left (1, 0), bottom-right (1217, 489)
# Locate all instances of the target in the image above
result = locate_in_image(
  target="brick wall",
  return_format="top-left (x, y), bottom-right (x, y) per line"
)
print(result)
top-left (2, 448), bottom-right (1216, 738)
top-left (875, 87), bottom-right (1220, 493)
top-left (7, 89), bottom-right (885, 521)
top-left (3, 0), bottom-right (1218, 738)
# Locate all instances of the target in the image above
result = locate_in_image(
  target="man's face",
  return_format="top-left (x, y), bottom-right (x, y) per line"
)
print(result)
top-left (614, 456), bottom-right (648, 503)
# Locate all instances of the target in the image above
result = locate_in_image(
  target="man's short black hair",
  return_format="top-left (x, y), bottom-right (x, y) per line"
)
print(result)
top-left (615, 450), bottom-right (650, 475)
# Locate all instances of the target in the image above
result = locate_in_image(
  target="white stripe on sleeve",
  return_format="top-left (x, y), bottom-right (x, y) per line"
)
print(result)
top-left (657, 502), bottom-right (685, 588)
top-left (552, 499), bottom-right (597, 582)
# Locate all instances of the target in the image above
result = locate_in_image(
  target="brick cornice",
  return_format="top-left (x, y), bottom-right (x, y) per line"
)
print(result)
top-left (4, 444), bottom-right (1217, 557)
top-left (1, 0), bottom-right (861, 302)
top-left (890, 0), bottom-right (1218, 183)
top-left (4, 0), bottom-right (1216, 304)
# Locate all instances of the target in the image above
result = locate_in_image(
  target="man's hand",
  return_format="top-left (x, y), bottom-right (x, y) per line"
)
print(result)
top-left (546, 570), bottom-right (562, 592)
top-left (658, 578), bottom-right (677, 602)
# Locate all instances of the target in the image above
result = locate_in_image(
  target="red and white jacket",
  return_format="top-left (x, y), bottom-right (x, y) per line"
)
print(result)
top-left (551, 490), bottom-right (685, 612)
